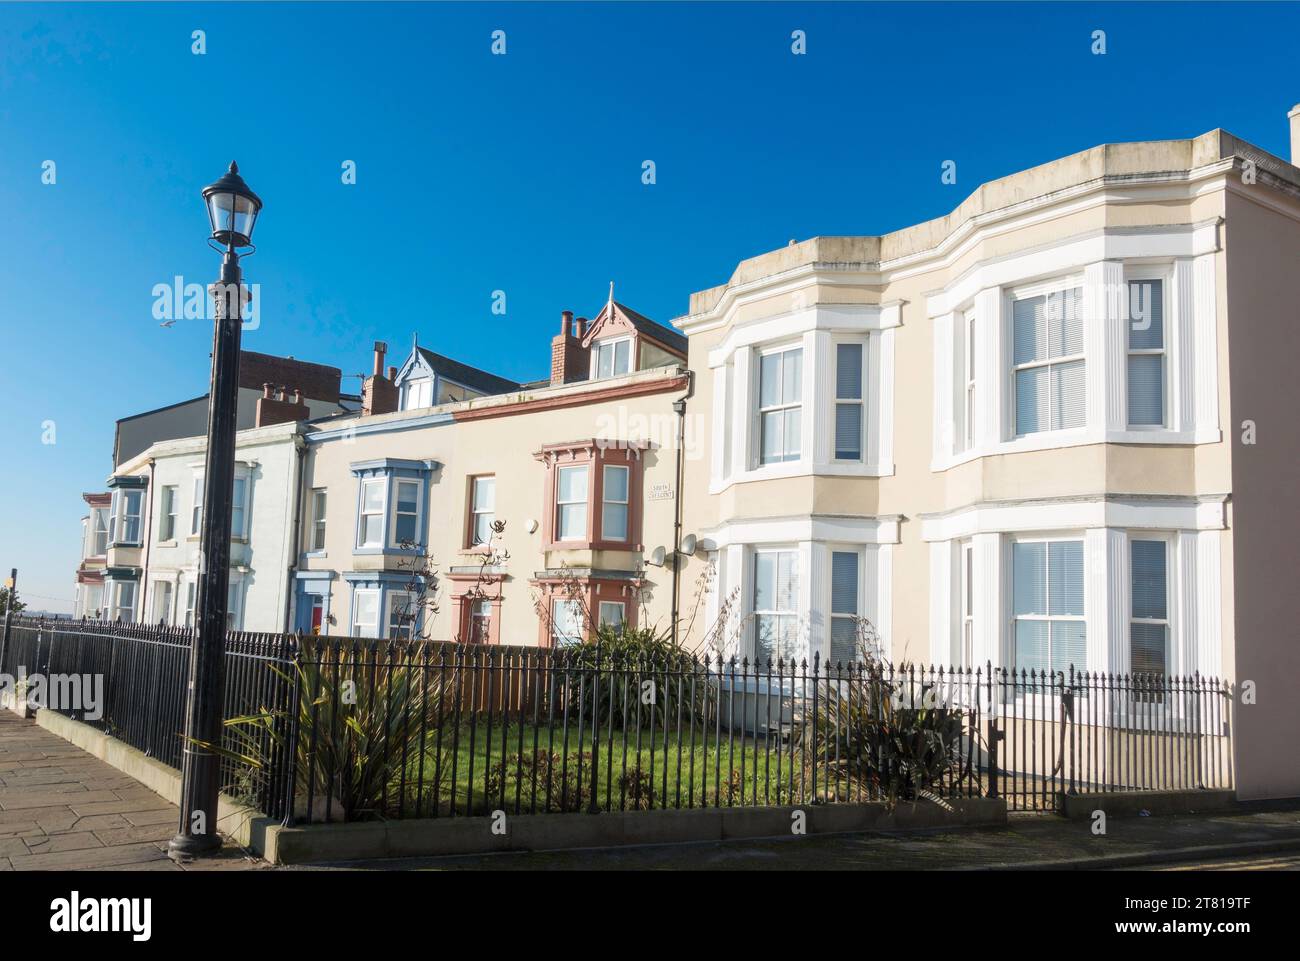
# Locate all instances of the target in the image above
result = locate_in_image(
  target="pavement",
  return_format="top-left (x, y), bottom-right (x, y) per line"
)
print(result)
top-left (0, 711), bottom-right (267, 871)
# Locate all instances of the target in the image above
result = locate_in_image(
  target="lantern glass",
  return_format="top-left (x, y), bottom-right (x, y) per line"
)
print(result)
top-left (207, 190), bottom-right (259, 246)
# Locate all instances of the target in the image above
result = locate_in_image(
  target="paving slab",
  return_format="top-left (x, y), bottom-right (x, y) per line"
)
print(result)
top-left (0, 712), bottom-right (266, 871)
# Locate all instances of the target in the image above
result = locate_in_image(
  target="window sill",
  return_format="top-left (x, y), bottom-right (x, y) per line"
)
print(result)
top-left (303, 550), bottom-right (328, 559)
top-left (353, 546), bottom-right (423, 557)
top-left (710, 459), bottom-right (894, 493)
top-left (931, 426), bottom-right (1224, 472)
top-left (155, 540), bottom-right (178, 549)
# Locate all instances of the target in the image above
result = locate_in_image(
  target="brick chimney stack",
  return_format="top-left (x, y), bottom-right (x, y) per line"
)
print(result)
top-left (255, 382), bottom-right (310, 427)
top-left (550, 310), bottom-right (589, 385)
top-left (362, 340), bottom-right (399, 416)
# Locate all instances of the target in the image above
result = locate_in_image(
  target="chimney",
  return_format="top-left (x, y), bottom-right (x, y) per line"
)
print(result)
top-left (362, 340), bottom-right (398, 416)
top-left (1290, 103), bottom-right (1300, 167)
top-left (256, 383), bottom-right (310, 427)
top-left (575, 316), bottom-right (588, 339)
top-left (550, 310), bottom-right (589, 386)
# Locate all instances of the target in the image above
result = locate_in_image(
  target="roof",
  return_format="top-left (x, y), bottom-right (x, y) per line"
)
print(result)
top-left (414, 347), bottom-right (519, 396)
top-left (587, 300), bottom-right (688, 356)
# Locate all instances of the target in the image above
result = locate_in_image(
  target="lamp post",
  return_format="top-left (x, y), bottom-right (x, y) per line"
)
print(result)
top-left (168, 162), bottom-right (262, 861)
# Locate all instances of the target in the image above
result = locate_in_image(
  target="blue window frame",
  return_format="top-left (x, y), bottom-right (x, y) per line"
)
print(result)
top-left (349, 458), bottom-right (438, 556)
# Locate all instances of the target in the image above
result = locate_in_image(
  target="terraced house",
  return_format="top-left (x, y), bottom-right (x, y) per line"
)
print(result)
top-left (673, 108), bottom-right (1300, 801)
top-left (72, 107), bottom-right (1300, 800)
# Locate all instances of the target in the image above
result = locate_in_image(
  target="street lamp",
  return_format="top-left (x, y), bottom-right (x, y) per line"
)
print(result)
top-left (168, 162), bottom-right (262, 861)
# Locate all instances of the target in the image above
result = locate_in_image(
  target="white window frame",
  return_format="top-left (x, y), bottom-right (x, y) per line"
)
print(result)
top-left (751, 546), bottom-right (800, 663)
top-left (227, 578), bottom-right (244, 631)
top-left (555, 464), bottom-right (588, 541)
top-left (191, 474), bottom-right (204, 536)
top-left (351, 588), bottom-right (381, 638)
top-left (601, 465), bottom-right (629, 542)
top-left (114, 489), bottom-right (143, 545)
top-left (1129, 534), bottom-right (1172, 681)
top-left (469, 475), bottom-right (495, 547)
top-left (954, 309), bottom-right (976, 454)
top-left (310, 489), bottom-right (328, 552)
top-left (957, 538), bottom-right (974, 668)
top-left (183, 579), bottom-right (196, 628)
top-left (833, 340), bottom-right (865, 463)
top-left (159, 486), bottom-right (178, 542)
top-left (755, 343), bottom-right (803, 467)
top-left (357, 478), bottom-right (386, 548)
top-left (389, 479), bottom-right (422, 548)
top-left (469, 598), bottom-right (492, 643)
top-left (231, 476), bottom-right (248, 539)
top-left (551, 598), bottom-right (583, 646)
top-left (591, 337), bottom-right (633, 379)
top-left (1008, 534), bottom-right (1087, 674)
top-left (403, 377), bottom-right (433, 411)
top-left (110, 580), bottom-right (137, 622)
top-left (91, 507), bottom-right (109, 556)
top-left (386, 590), bottom-right (416, 640)
top-left (1008, 278), bottom-right (1086, 438)
top-left (151, 580), bottom-right (174, 625)
top-left (1125, 271), bottom-right (1169, 430)
top-left (828, 547), bottom-right (862, 665)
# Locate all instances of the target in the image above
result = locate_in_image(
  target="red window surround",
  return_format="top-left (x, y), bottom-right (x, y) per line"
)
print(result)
top-left (533, 439), bottom-right (648, 551)
top-left (448, 572), bottom-right (504, 644)
top-left (531, 574), bottom-right (641, 647)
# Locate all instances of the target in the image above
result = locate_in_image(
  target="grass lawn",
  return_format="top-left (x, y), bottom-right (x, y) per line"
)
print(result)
top-left (391, 721), bottom-right (852, 816)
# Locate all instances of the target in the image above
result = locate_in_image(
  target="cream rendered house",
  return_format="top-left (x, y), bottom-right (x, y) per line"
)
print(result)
top-left (676, 116), bottom-right (1300, 800)
top-left (294, 302), bottom-right (691, 648)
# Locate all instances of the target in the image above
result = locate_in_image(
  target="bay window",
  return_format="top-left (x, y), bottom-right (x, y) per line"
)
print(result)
top-left (231, 477), bottom-right (248, 539)
top-left (954, 310), bottom-right (976, 454)
top-left (598, 601), bottom-right (625, 632)
top-left (834, 343), bottom-right (864, 462)
top-left (112, 490), bottom-right (143, 545)
top-left (1130, 539), bottom-right (1169, 680)
top-left (1012, 287), bottom-right (1085, 436)
top-left (601, 465), bottom-right (629, 541)
top-left (109, 580), bottom-right (137, 622)
top-left (753, 549), bottom-right (799, 663)
top-left (1127, 279), bottom-right (1166, 427)
top-left (555, 465), bottom-right (588, 541)
top-left (402, 378), bottom-right (433, 411)
top-left (551, 598), bottom-right (583, 646)
top-left (351, 589), bottom-right (380, 638)
top-left (758, 345), bottom-right (802, 465)
top-left (392, 480), bottom-right (420, 545)
top-left (829, 550), bottom-right (859, 664)
top-left (357, 479), bottom-right (385, 548)
top-left (1011, 539), bottom-right (1085, 673)
top-left (91, 508), bottom-right (109, 556)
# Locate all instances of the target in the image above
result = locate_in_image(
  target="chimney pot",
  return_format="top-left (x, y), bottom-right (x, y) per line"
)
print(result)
top-left (1289, 103), bottom-right (1300, 167)
top-left (263, 382), bottom-right (274, 399)
top-left (561, 310), bottom-right (573, 336)
top-left (575, 316), bottom-right (587, 339)
top-left (388, 365), bottom-right (397, 381)
top-left (291, 387), bottom-right (303, 405)
top-left (373, 341), bottom-right (388, 378)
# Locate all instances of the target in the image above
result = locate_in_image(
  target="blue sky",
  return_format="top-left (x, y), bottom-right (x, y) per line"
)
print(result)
top-left (1, 1), bottom-right (1297, 611)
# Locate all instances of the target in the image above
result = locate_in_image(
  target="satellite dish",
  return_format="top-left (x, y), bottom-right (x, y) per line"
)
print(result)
top-left (679, 534), bottom-right (697, 557)
top-left (648, 546), bottom-right (667, 567)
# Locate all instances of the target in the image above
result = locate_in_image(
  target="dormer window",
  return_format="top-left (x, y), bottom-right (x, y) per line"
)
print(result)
top-left (591, 338), bottom-right (632, 379)
top-left (402, 378), bottom-right (433, 411)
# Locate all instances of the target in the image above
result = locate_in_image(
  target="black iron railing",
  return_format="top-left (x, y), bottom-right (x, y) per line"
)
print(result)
top-left (1, 618), bottom-right (1235, 823)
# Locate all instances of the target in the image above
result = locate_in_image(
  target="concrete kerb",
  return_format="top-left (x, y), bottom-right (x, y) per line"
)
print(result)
top-left (33, 707), bottom-right (275, 854)
top-left (1060, 789), bottom-right (1239, 820)
top-left (265, 797), bottom-right (1008, 865)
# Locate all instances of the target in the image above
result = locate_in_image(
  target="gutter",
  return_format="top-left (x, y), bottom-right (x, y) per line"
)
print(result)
top-left (283, 431), bottom-right (308, 633)
top-left (669, 368), bottom-right (695, 644)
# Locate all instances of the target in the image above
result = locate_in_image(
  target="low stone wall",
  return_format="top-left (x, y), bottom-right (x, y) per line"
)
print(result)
top-left (1060, 789), bottom-right (1238, 820)
top-left (33, 708), bottom-right (277, 854)
top-left (265, 797), bottom-right (1007, 865)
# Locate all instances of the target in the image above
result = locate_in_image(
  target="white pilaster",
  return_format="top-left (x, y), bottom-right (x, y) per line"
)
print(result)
top-left (929, 540), bottom-right (953, 664)
top-left (729, 345), bottom-right (752, 477)
top-left (810, 330), bottom-right (833, 466)
top-left (876, 327), bottom-right (895, 473)
top-left (1173, 258), bottom-right (1196, 433)
top-left (971, 532), bottom-right (1002, 668)
top-left (1194, 531), bottom-right (1223, 678)
top-left (1174, 531), bottom-right (1198, 679)
top-left (806, 540), bottom-right (827, 664)
top-left (1084, 261), bottom-right (1126, 433)
top-left (1192, 253), bottom-right (1220, 440)
top-left (1089, 527), bottom-right (1129, 676)
top-left (932, 313), bottom-right (954, 467)
top-left (974, 287), bottom-right (1003, 447)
